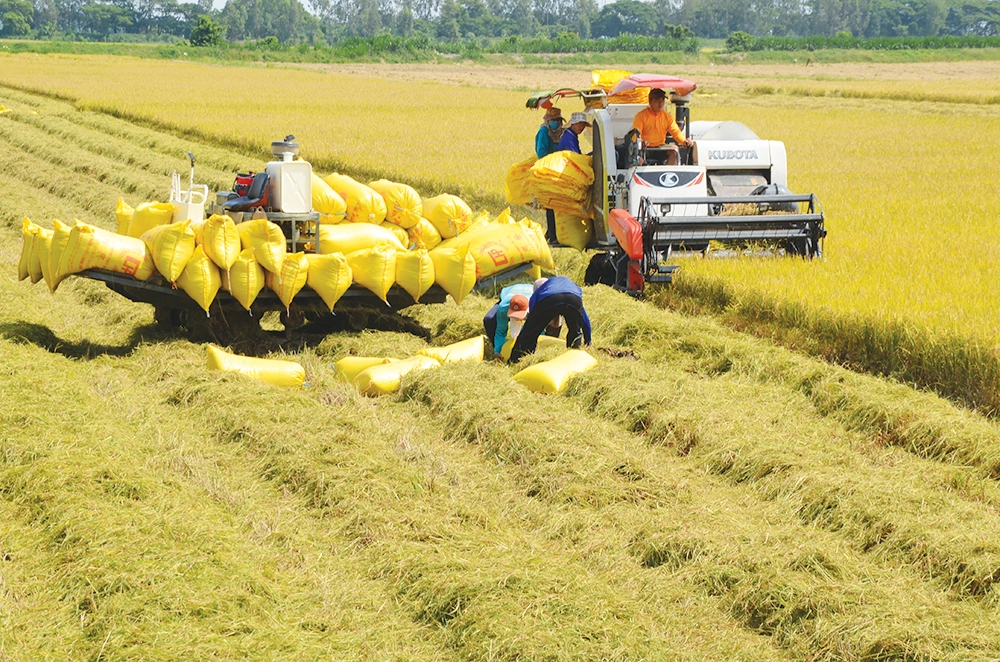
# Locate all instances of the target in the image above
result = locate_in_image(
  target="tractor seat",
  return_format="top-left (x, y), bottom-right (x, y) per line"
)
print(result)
top-left (222, 172), bottom-right (269, 212)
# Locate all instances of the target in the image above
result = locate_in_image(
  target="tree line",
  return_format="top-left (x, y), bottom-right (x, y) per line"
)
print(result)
top-left (1, 0), bottom-right (998, 46)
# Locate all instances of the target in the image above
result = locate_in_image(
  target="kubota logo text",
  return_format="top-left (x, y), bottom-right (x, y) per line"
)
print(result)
top-left (707, 149), bottom-right (759, 160)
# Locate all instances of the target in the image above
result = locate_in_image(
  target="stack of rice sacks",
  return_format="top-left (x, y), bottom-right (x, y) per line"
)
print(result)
top-left (18, 175), bottom-right (554, 314)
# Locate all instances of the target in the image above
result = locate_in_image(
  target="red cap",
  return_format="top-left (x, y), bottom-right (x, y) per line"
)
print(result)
top-left (508, 294), bottom-right (529, 320)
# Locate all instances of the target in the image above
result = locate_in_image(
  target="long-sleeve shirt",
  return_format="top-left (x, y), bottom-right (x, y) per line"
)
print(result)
top-left (631, 107), bottom-right (685, 148)
top-left (528, 276), bottom-right (592, 345)
top-left (494, 283), bottom-right (535, 353)
top-left (557, 129), bottom-right (581, 154)
top-left (535, 125), bottom-right (559, 159)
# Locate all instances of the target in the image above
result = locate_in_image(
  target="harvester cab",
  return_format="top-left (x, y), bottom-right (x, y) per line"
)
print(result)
top-left (528, 73), bottom-right (826, 296)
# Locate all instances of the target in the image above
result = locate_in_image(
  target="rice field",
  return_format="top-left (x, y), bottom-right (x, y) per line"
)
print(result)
top-left (5, 56), bottom-right (1000, 658)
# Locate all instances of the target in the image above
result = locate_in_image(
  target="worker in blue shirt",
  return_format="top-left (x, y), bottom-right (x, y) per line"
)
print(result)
top-left (509, 276), bottom-right (592, 363)
top-left (535, 107), bottom-right (564, 244)
top-left (556, 112), bottom-right (590, 154)
top-left (535, 107), bottom-right (565, 160)
top-left (483, 282), bottom-right (535, 359)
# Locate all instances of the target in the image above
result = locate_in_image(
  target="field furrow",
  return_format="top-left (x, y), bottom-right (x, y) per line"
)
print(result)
top-left (4, 60), bottom-right (1000, 660)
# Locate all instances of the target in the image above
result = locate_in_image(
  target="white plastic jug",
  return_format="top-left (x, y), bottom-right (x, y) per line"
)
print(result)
top-left (169, 171), bottom-right (208, 223)
top-left (266, 153), bottom-right (312, 213)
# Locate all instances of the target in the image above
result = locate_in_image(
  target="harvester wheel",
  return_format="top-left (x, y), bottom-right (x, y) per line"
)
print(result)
top-left (584, 253), bottom-right (616, 287)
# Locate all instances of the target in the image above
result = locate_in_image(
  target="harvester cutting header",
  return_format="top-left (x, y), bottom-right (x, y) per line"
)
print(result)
top-left (514, 70), bottom-right (826, 295)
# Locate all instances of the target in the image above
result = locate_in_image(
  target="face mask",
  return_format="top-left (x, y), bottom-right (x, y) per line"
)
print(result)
top-left (509, 319), bottom-right (524, 338)
top-left (548, 120), bottom-right (561, 130)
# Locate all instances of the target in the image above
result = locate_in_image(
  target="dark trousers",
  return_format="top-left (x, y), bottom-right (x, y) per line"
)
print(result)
top-left (483, 303), bottom-right (499, 354)
top-left (545, 208), bottom-right (557, 244)
top-left (509, 292), bottom-right (586, 363)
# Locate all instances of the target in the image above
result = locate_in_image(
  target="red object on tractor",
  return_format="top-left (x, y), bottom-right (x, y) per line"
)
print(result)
top-left (608, 208), bottom-right (643, 260)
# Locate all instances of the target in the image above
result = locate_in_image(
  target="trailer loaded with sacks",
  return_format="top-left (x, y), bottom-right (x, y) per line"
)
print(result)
top-left (16, 138), bottom-right (553, 348)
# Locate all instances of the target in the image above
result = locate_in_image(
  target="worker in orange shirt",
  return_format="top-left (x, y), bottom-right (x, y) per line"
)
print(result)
top-left (631, 88), bottom-right (694, 165)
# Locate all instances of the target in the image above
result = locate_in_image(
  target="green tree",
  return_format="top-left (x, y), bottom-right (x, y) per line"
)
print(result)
top-left (0, 0), bottom-right (32, 36)
top-left (725, 29), bottom-right (754, 50)
top-left (190, 14), bottom-right (225, 44)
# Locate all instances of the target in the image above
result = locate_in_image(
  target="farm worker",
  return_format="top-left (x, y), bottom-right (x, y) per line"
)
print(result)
top-left (509, 276), bottom-right (592, 363)
top-left (535, 107), bottom-right (565, 244)
top-left (535, 107), bottom-right (565, 160)
top-left (557, 112), bottom-right (591, 154)
top-left (631, 88), bottom-right (693, 165)
top-left (483, 282), bottom-right (535, 359)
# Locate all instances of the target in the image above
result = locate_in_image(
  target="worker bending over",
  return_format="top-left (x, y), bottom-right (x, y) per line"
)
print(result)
top-left (631, 88), bottom-right (693, 165)
top-left (483, 283), bottom-right (534, 359)
top-left (509, 276), bottom-right (592, 363)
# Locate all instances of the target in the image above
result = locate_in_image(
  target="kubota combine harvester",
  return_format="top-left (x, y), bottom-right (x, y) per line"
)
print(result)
top-left (528, 73), bottom-right (826, 295)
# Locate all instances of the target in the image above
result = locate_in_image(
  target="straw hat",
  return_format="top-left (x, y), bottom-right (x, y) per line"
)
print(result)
top-left (543, 107), bottom-right (564, 122)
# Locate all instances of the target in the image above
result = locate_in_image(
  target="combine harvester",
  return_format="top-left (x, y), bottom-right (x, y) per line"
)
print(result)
top-left (528, 73), bottom-right (826, 295)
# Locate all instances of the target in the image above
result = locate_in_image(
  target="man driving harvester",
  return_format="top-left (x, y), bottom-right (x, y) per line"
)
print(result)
top-left (631, 88), bottom-right (694, 165)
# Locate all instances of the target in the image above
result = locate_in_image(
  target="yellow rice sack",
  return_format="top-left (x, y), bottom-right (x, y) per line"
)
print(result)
top-left (304, 252), bottom-right (352, 311)
top-left (422, 193), bottom-right (473, 238)
top-left (207, 345), bottom-right (305, 387)
top-left (177, 245), bottom-right (222, 313)
top-left (202, 214), bottom-right (242, 273)
top-left (513, 349), bottom-right (598, 394)
top-left (417, 336), bottom-right (484, 364)
top-left (318, 223), bottom-right (405, 255)
top-left (555, 213), bottom-right (594, 251)
top-left (312, 173), bottom-right (347, 221)
top-left (434, 211), bottom-right (493, 254)
top-left (520, 218), bottom-right (556, 270)
top-left (34, 226), bottom-right (53, 288)
top-left (369, 179), bottom-right (421, 229)
top-left (226, 248), bottom-right (266, 311)
top-left (346, 245), bottom-right (396, 303)
top-left (58, 222), bottom-right (156, 282)
top-left (324, 173), bottom-right (387, 224)
top-left (18, 218), bottom-right (38, 282)
top-left (407, 217), bottom-right (442, 250)
top-left (463, 220), bottom-right (554, 279)
top-left (127, 201), bottom-right (175, 239)
top-left (236, 219), bottom-right (286, 275)
top-left (265, 251), bottom-right (309, 310)
top-left (190, 218), bottom-right (206, 246)
top-left (428, 245), bottom-right (476, 305)
top-left (115, 198), bottom-right (134, 235)
top-left (394, 248), bottom-right (435, 303)
top-left (505, 157), bottom-right (536, 206)
top-left (333, 356), bottom-right (398, 383)
top-left (354, 355), bottom-right (440, 396)
top-left (42, 219), bottom-right (75, 293)
top-left (142, 220), bottom-right (195, 283)
top-left (380, 221), bottom-right (410, 248)
top-left (499, 334), bottom-right (565, 362)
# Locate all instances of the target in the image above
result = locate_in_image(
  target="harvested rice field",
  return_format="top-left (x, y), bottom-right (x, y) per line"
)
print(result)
top-left (3, 55), bottom-right (1000, 660)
